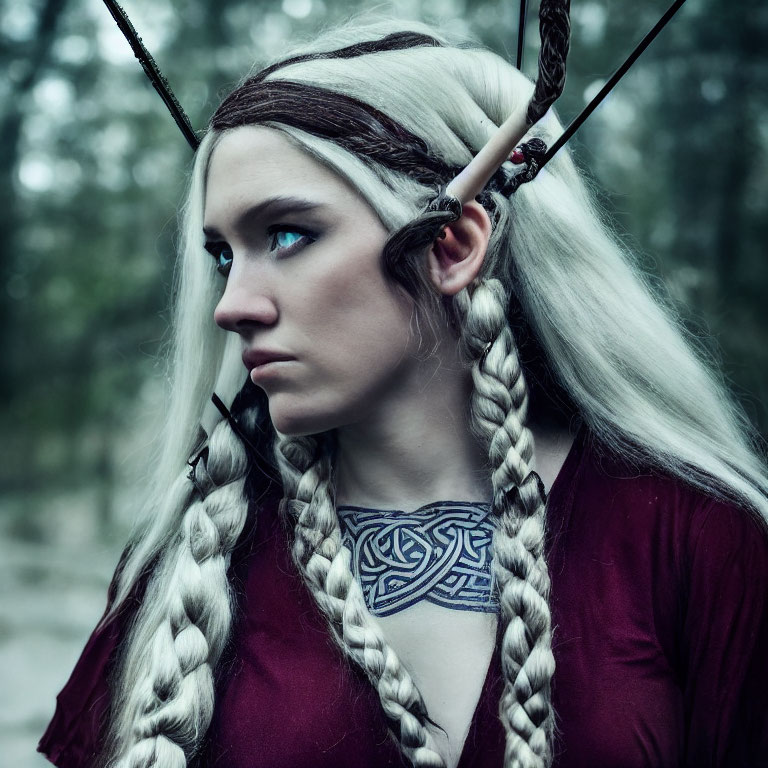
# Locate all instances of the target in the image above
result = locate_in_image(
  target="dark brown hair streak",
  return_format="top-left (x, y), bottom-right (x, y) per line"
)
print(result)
top-left (211, 80), bottom-right (461, 188)
top-left (252, 31), bottom-right (445, 83)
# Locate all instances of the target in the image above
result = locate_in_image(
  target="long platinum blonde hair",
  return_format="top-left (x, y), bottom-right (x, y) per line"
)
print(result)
top-left (97, 15), bottom-right (768, 768)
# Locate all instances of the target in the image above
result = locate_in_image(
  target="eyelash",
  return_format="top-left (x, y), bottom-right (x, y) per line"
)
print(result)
top-left (204, 225), bottom-right (317, 277)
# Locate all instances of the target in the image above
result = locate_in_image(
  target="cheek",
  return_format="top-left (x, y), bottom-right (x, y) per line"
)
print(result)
top-left (266, 290), bottom-right (413, 435)
top-left (297, 231), bottom-right (413, 347)
top-left (313, 258), bottom-right (414, 366)
top-left (287, 247), bottom-right (417, 409)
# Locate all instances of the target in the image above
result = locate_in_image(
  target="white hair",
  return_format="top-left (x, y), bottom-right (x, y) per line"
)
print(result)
top-left (98, 14), bottom-right (768, 768)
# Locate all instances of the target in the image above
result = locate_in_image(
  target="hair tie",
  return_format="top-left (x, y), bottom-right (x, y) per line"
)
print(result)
top-left (187, 446), bottom-right (210, 499)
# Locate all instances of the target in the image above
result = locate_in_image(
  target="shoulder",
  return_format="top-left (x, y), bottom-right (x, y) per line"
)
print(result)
top-left (37, 557), bottom-right (134, 768)
top-left (548, 427), bottom-right (768, 607)
top-left (561, 428), bottom-right (767, 548)
top-left (38, 535), bottom-right (164, 763)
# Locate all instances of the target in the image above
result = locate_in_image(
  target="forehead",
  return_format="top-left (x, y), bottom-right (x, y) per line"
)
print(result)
top-left (204, 126), bottom-right (351, 221)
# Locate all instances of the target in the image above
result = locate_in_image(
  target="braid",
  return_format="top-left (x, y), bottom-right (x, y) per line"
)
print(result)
top-left (454, 278), bottom-right (555, 768)
top-left (275, 434), bottom-right (445, 768)
top-left (109, 413), bottom-right (255, 768)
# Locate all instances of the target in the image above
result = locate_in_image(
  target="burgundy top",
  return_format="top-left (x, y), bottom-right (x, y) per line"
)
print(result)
top-left (39, 427), bottom-right (768, 767)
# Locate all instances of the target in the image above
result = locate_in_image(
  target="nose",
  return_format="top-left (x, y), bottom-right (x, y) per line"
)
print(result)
top-left (213, 263), bottom-right (279, 335)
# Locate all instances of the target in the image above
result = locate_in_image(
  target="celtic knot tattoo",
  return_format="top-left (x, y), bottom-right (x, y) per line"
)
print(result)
top-left (337, 500), bottom-right (499, 617)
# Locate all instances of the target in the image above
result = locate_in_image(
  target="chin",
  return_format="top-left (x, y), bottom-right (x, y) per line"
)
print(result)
top-left (267, 399), bottom-right (340, 439)
top-left (266, 387), bottom-right (369, 439)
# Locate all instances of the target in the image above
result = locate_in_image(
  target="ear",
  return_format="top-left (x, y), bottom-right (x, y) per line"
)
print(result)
top-left (427, 201), bottom-right (492, 296)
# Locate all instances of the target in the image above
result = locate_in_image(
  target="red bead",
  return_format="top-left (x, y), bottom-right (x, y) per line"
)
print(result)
top-left (510, 149), bottom-right (525, 164)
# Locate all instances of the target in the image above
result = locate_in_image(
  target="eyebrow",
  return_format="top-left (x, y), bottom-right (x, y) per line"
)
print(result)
top-left (203, 196), bottom-right (327, 240)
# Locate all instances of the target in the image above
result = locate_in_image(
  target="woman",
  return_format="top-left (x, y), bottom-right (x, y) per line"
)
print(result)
top-left (39, 16), bottom-right (768, 768)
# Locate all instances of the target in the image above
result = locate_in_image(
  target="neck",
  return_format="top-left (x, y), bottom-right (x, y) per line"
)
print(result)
top-left (331, 332), bottom-right (579, 509)
top-left (334, 345), bottom-right (492, 510)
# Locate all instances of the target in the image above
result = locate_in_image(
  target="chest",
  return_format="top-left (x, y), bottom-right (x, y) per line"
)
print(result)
top-left (204, 501), bottom-right (685, 768)
top-left (337, 502), bottom-right (501, 765)
top-left (373, 605), bottom-right (499, 768)
top-left (205, 511), bottom-right (502, 768)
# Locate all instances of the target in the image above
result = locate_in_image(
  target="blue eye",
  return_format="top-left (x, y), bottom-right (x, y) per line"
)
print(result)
top-left (204, 242), bottom-right (233, 277)
top-left (268, 226), bottom-right (316, 256)
top-left (274, 231), bottom-right (302, 248)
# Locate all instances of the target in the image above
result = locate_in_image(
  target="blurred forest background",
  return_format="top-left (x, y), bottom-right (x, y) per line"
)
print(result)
top-left (1, 0), bottom-right (767, 763)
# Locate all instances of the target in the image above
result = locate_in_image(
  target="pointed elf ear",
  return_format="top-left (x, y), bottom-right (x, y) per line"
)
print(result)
top-left (427, 201), bottom-right (492, 296)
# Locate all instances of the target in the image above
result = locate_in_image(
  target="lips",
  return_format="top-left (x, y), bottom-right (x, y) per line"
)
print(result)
top-left (242, 348), bottom-right (295, 371)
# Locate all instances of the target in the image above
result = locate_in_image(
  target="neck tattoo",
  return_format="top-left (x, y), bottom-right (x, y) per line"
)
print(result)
top-left (337, 500), bottom-right (499, 617)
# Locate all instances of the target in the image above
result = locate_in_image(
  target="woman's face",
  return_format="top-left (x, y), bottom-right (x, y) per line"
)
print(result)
top-left (205, 126), bottom-right (426, 436)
